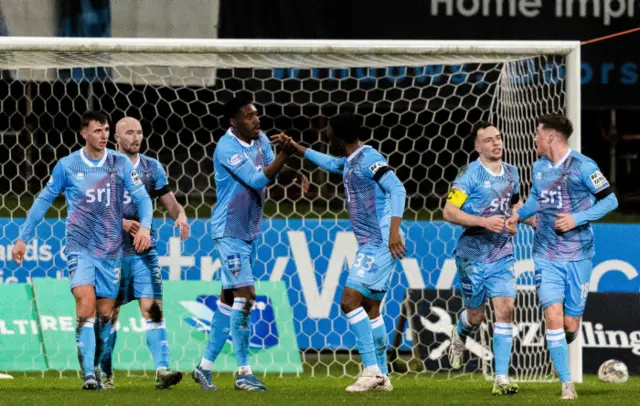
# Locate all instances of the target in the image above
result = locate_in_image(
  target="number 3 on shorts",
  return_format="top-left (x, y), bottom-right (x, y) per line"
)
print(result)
top-left (353, 254), bottom-right (375, 277)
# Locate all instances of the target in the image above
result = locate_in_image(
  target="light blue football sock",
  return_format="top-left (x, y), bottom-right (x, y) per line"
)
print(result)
top-left (346, 307), bottom-right (377, 369)
top-left (146, 319), bottom-right (170, 370)
top-left (371, 316), bottom-right (389, 375)
top-left (547, 328), bottom-right (572, 383)
top-left (200, 301), bottom-right (232, 370)
top-left (493, 322), bottom-right (513, 377)
top-left (77, 318), bottom-right (96, 377)
top-left (230, 298), bottom-right (252, 369)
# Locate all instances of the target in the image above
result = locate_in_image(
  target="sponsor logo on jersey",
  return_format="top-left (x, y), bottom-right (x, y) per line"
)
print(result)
top-left (369, 161), bottom-right (388, 174)
top-left (229, 154), bottom-right (244, 166)
top-left (131, 170), bottom-right (142, 185)
top-left (181, 294), bottom-right (279, 349)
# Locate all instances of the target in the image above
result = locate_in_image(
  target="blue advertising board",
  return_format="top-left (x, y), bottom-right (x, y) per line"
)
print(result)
top-left (1, 219), bottom-right (638, 350)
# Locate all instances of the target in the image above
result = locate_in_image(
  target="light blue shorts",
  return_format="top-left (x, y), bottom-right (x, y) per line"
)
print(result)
top-left (536, 257), bottom-right (592, 318)
top-left (345, 244), bottom-right (397, 301)
top-left (68, 254), bottom-right (121, 299)
top-left (213, 237), bottom-right (256, 290)
top-left (118, 249), bottom-right (163, 305)
top-left (455, 255), bottom-right (516, 309)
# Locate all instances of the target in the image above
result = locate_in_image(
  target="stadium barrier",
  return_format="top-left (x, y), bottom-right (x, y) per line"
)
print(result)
top-left (0, 279), bottom-right (302, 373)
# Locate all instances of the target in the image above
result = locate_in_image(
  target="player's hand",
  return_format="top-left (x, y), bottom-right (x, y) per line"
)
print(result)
top-left (133, 227), bottom-right (151, 252)
top-left (481, 215), bottom-right (505, 233)
top-left (555, 213), bottom-right (576, 233)
top-left (295, 172), bottom-right (310, 194)
top-left (524, 216), bottom-right (537, 229)
top-left (123, 219), bottom-right (140, 238)
top-left (505, 214), bottom-right (519, 234)
top-left (11, 239), bottom-right (27, 265)
top-left (175, 213), bottom-right (190, 240)
top-left (388, 230), bottom-right (408, 260)
top-left (271, 132), bottom-right (298, 155)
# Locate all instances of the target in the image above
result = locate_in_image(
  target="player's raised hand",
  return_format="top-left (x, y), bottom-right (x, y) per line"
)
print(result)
top-left (133, 227), bottom-right (151, 252)
top-left (123, 219), bottom-right (140, 238)
top-left (505, 214), bottom-right (519, 234)
top-left (554, 213), bottom-right (576, 233)
top-left (11, 239), bottom-right (27, 265)
top-left (481, 215), bottom-right (505, 233)
top-left (388, 229), bottom-right (408, 260)
top-left (175, 213), bottom-right (190, 240)
top-left (269, 132), bottom-right (288, 146)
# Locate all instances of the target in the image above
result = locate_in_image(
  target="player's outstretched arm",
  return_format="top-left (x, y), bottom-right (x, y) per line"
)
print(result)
top-left (270, 134), bottom-right (345, 175)
top-left (13, 162), bottom-right (66, 264)
top-left (377, 170), bottom-right (408, 259)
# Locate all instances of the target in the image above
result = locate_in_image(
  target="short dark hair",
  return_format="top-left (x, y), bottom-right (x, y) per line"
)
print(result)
top-left (224, 96), bottom-right (253, 123)
top-left (80, 111), bottom-right (108, 130)
top-left (471, 120), bottom-right (495, 140)
top-left (329, 113), bottom-right (362, 143)
top-left (539, 114), bottom-right (573, 138)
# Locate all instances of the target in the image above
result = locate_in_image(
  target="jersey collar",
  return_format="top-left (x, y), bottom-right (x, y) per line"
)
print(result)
top-left (227, 128), bottom-right (254, 148)
top-left (132, 154), bottom-right (141, 169)
top-left (347, 145), bottom-right (370, 162)
top-left (551, 148), bottom-right (572, 169)
top-left (80, 147), bottom-right (107, 168)
top-left (478, 158), bottom-right (504, 177)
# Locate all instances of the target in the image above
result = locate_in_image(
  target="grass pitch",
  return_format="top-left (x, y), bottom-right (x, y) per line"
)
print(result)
top-left (1, 373), bottom-right (639, 406)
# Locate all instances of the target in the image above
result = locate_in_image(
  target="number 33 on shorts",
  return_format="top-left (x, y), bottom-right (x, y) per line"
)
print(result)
top-left (353, 253), bottom-right (375, 277)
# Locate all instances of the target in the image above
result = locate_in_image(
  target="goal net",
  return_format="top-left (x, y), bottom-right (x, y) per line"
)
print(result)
top-left (0, 38), bottom-right (581, 381)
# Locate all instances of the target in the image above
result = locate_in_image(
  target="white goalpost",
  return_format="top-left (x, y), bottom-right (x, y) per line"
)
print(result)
top-left (0, 37), bottom-right (581, 382)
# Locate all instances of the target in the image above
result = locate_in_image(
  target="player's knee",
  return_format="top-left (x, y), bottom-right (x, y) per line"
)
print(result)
top-left (147, 302), bottom-right (163, 323)
top-left (466, 309), bottom-right (485, 326)
top-left (340, 297), bottom-right (361, 315)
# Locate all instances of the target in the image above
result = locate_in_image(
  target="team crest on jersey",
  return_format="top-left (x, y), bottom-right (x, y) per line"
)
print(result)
top-left (75, 172), bottom-right (85, 180)
top-left (131, 170), bottom-right (142, 185)
top-left (535, 172), bottom-right (542, 180)
top-left (369, 161), bottom-right (388, 174)
top-left (229, 154), bottom-right (244, 166)
top-left (590, 170), bottom-right (607, 189)
top-left (483, 180), bottom-right (491, 189)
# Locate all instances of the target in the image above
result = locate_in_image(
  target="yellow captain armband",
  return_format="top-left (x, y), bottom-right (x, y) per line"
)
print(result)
top-left (446, 188), bottom-right (468, 208)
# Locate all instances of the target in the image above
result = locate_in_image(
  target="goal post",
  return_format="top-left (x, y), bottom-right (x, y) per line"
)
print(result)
top-left (0, 37), bottom-right (581, 381)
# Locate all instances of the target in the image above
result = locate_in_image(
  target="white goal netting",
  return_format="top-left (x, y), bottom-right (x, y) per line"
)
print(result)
top-left (0, 39), bottom-right (579, 381)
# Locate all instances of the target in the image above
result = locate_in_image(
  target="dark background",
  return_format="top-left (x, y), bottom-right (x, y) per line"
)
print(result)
top-left (1, 0), bottom-right (639, 214)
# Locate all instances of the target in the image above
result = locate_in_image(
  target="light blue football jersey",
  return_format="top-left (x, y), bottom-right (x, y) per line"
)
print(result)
top-left (449, 159), bottom-right (520, 263)
top-left (312, 145), bottom-right (396, 247)
top-left (529, 150), bottom-right (609, 260)
top-left (19, 148), bottom-right (151, 259)
top-left (209, 129), bottom-right (275, 241)
top-left (122, 153), bottom-right (169, 256)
